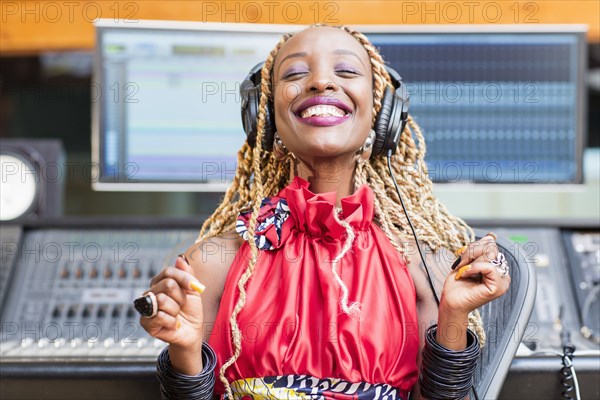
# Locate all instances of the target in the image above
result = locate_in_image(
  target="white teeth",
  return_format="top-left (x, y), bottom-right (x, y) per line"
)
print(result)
top-left (300, 105), bottom-right (346, 118)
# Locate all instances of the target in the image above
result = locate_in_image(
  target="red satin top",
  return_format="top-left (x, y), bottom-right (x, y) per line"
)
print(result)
top-left (209, 177), bottom-right (419, 397)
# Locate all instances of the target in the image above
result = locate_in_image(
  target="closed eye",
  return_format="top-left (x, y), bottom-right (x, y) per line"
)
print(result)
top-left (335, 63), bottom-right (362, 76)
top-left (282, 70), bottom-right (308, 79)
top-left (337, 69), bottom-right (361, 75)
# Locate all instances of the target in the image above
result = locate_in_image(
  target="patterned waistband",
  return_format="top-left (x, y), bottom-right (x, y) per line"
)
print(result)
top-left (225, 375), bottom-right (408, 399)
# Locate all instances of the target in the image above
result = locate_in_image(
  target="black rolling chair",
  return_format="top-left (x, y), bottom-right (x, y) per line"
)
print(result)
top-left (470, 229), bottom-right (537, 399)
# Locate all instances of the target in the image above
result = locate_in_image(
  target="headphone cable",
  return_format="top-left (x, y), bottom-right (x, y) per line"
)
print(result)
top-left (386, 150), bottom-right (439, 305)
top-left (386, 150), bottom-right (480, 400)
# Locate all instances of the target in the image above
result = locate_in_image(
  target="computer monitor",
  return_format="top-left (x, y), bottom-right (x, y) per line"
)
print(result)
top-left (365, 25), bottom-right (587, 184)
top-left (92, 21), bottom-right (287, 191)
top-left (92, 21), bottom-right (587, 191)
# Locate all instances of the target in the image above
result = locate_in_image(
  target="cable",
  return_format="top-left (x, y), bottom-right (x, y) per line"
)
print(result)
top-left (529, 350), bottom-right (583, 400)
top-left (560, 344), bottom-right (581, 400)
top-left (386, 150), bottom-right (480, 400)
top-left (558, 305), bottom-right (582, 400)
top-left (386, 151), bottom-right (439, 306)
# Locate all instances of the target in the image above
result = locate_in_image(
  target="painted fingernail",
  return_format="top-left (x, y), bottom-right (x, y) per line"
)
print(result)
top-left (455, 264), bottom-right (471, 280)
top-left (451, 255), bottom-right (462, 270)
top-left (189, 280), bottom-right (206, 294)
top-left (454, 245), bottom-right (468, 257)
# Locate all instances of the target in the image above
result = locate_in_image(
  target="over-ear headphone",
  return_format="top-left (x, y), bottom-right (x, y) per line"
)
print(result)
top-left (240, 62), bottom-right (409, 157)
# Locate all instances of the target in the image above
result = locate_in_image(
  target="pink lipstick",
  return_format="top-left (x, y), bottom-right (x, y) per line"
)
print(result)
top-left (294, 96), bottom-right (352, 127)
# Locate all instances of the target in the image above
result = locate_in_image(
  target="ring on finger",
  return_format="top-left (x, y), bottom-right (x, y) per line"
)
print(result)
top-left (491, 252), bottom-right (509, 278)
top-left (134, 291), bottom-right (158, 318)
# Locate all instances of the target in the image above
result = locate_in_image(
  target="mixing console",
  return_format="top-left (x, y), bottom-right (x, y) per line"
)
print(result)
top-left (1, 222), bottom-right (598, 400)
top-left (0, 228), bottom-right (198, 360)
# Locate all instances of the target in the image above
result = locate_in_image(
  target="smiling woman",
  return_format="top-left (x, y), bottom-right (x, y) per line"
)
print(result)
top-left (272, 28), bottom-right (374, 185)
top-left (138, 24), bottom-right (511, 400)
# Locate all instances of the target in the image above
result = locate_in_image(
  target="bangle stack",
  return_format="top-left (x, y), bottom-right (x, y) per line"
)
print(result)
top-left (156, 342), bottom-right (217, 400)
top-left (419, 324), bottom-right (480, 400)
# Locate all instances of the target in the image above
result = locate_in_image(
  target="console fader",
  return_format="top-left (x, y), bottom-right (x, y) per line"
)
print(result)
top-left (0, 228), bottom-right (198, 360)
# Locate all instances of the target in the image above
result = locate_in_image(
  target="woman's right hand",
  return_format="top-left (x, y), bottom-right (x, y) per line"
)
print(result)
top-left (139, 255), bottom-right (205, 351)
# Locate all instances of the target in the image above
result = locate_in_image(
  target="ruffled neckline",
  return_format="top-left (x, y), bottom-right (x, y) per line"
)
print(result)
top-left (236, 176), bottom-right (375, 250)
top-left (282, 176), bottom-right (374, 238)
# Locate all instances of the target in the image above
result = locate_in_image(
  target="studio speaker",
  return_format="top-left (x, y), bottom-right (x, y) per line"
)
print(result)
top-left (0, 138), bottom-right (65, 221)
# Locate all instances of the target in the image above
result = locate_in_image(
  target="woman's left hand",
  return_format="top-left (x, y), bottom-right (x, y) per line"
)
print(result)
top-left (439, 233), bottom-right (511, 315)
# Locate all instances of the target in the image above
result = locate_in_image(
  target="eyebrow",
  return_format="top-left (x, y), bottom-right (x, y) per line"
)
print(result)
top-left (278, 52), bottom-right (307, 66)
top-left (333, 49), bottom-right (366, 68)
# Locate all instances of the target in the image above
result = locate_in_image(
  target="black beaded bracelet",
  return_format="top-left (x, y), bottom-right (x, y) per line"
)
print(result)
top-left (419, 324), bottom-right (480, 400)
top-left (156, 342), bottom-right (217, 400)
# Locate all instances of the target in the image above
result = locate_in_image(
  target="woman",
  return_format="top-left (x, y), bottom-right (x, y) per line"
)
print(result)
top-left (138, 24), bottom-right (510, 399)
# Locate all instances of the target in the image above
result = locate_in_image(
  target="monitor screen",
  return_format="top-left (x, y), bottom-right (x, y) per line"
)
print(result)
top-left (93, 21), bottom-right (285, 190)
top-left (367, 28), bottom-right (587, 184)
top-left (92, 22), bottom-right (587, 190)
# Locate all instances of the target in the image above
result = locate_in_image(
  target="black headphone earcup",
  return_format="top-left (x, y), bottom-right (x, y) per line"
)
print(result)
top-left (241, 86), bottom-right (259, 147)
top-left (240, 62), bottom-right (276, 151)
top-left (372, 87), bottom-right (395, 157)
top-left (371, 66), bottom-right (410, 158)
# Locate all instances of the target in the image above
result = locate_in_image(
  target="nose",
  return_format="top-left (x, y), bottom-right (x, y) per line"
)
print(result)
top-left (310, 73), bottom-right (339, 92)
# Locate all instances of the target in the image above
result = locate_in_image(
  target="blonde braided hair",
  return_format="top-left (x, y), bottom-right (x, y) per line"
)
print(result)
top-left (196, 25), bottom-right (483, 397)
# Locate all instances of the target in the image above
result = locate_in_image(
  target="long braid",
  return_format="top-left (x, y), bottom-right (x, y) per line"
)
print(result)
top-left (197, 25), bottom-right (484, 394)
top-left (347, 32), bottom-right (482, 342)
top-left (341, 26), bottom-right (388, 123)
top-left (330, 211), bottom-right (361, 319)
top-left (213, 33), bottom-right (292, 397)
